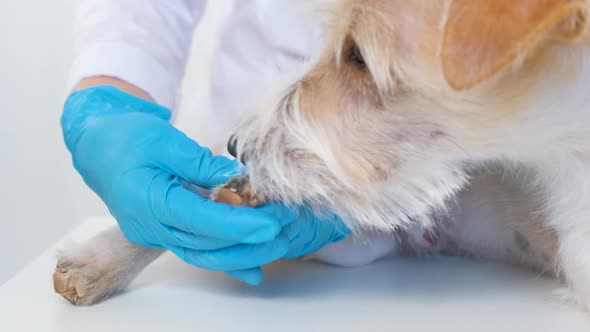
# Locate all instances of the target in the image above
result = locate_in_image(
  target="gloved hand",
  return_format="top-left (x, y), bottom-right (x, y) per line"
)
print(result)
top-left (218, 204), bottom-right (351, 282)
top-left (61, 85), bottom-right (292, 284)
top-left (281, 205), bottom-right (351, 259)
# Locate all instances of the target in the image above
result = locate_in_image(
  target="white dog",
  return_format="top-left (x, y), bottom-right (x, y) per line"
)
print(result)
top-left (55, 0), bottom-right (590, 310)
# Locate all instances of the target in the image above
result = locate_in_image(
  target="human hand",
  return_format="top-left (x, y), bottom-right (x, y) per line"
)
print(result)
top-left (61, 86), bottom-right (291, 282)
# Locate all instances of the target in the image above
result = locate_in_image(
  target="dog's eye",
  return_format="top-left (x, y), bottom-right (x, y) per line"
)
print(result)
top-left (346, 42), bottom-right (367, 69)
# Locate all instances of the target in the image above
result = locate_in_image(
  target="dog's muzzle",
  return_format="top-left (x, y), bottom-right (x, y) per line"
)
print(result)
top-left (227, 135), bottom-right (238, 158)
top-left (227, 134), bottom-right (248, 164)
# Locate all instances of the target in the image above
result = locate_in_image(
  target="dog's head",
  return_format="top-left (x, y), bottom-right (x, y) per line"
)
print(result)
top-left (230, 0), bottom-right (589, 230)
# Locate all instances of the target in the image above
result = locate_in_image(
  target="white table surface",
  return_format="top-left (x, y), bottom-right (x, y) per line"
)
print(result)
top-left (1, 217), bottom-right (589, 332)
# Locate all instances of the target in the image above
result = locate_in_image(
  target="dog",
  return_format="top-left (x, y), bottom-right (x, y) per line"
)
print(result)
top-left (54, 0), bottom-right (590, 310)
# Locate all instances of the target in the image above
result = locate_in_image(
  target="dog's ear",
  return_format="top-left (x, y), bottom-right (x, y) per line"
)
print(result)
top-left (442, 0), bottom-right (588, 91)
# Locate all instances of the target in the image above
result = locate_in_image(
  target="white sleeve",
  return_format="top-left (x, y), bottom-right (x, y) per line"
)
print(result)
top-left (67, 0), bottom-right (206, 110)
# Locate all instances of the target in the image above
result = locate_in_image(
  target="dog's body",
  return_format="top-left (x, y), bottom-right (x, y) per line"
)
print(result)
top-left (55, 0), bottom-right (590, 310)
top-left (313, 168), bottom-right (558, 275)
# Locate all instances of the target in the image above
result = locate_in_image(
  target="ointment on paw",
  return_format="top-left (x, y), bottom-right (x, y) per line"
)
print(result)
top-left (211, 175), bottom-right (261, 207)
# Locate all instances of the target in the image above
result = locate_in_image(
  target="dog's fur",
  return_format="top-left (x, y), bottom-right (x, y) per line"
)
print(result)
top-left (55, 0), bottom-right (590, 309)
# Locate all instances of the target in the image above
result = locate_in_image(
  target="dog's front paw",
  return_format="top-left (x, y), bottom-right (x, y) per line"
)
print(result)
top-left (52, 226), bottom-right (165, 305)
top-left (553, 287), bottom-right (590, 312)
top-left (53, 253), bottom-right (123, 306)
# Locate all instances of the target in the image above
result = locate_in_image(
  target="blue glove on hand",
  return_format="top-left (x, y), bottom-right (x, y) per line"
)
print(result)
top-left (223, 204), bottom-right (351, 281)
top-left (277, 205), bottom-right (351, 259)
top-left (61, 86), bottom-right (293, 284)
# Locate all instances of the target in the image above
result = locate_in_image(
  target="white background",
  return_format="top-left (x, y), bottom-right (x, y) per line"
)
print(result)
top-left (0, 0), bottom-right (233, 284)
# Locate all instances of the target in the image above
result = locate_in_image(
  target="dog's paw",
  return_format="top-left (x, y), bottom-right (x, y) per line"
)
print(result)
top-left (552, 287), bottom-right (590, 312)
top-left (53, 250), bottom-right (126, 306)
top-left (52, 226), bottom-right (165, 305)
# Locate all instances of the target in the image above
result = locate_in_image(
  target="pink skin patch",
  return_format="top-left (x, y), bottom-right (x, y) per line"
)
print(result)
top-left (405, 221), bottom-right (440, 253)
top-left (422, 232), bottom-right (434, 247)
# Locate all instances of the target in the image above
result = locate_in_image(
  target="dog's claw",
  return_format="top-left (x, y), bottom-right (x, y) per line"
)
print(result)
top-left (212, 175), bottom-right (262, 207)
top-left (56, 260), bottom-right (73, 270)
top-left (52, 259), bottom-right (110, 306)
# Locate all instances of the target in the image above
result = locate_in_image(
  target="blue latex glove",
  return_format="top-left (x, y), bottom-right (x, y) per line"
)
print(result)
top-left (181, 203), bottom-right (351, 282)
top-left (281, 205), bottom-right (351, 259)
top-left (219, 204), bottom-right (351, 282)
top-left (61, 86), bottom-right (292, 284)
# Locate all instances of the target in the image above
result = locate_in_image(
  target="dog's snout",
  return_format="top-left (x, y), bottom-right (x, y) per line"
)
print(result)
top-left (227, 135), bottom-right (238, 158)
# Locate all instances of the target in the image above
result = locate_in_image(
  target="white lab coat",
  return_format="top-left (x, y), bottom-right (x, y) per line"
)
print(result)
top-left (68, 0), bottom-right (330, 117)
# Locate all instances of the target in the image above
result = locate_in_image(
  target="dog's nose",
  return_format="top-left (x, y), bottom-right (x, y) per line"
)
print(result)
top-left (227, 135), bottom-right (250, 164)
top-left (227, 135), bottom-right (238, 159)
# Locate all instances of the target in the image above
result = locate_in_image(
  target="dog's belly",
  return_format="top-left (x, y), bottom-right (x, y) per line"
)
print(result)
top-left (418, 170), bottom-right (558, 275)
top-left (312, 169), bottom-right (559, 273)
top-left (429, 212), bottom-right (557, 275)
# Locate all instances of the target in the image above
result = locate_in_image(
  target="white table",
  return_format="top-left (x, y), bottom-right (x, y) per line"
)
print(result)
top-left (1, 217), bottom-right (589, 332)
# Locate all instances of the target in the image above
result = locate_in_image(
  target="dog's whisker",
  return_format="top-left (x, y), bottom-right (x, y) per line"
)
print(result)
top-left (443, 136), bottom-right (470, 159)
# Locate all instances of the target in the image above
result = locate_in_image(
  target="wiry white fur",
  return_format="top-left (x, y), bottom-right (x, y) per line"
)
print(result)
top-left (229, 1), bottom-right (590, 310)
top-left (233, 84), bottom-right (470, 233)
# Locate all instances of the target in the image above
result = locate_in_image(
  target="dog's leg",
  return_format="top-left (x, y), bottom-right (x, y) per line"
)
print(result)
top-left (434, 170), bottom-right (558, 273)
top-left (307, 230), bottom-right (402, 267)
top-left (553, 222), bottom-right (590, 310)
top-left (53, 225), bottom-right (165, 305)
top-left (551, 216), bottom-right (590, 310)
top-left (532, 163), bottom-right (590, 310)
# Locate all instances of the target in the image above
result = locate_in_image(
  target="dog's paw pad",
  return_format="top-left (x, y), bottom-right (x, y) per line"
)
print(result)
top-left (52, 256), bottom-right (117, 306)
